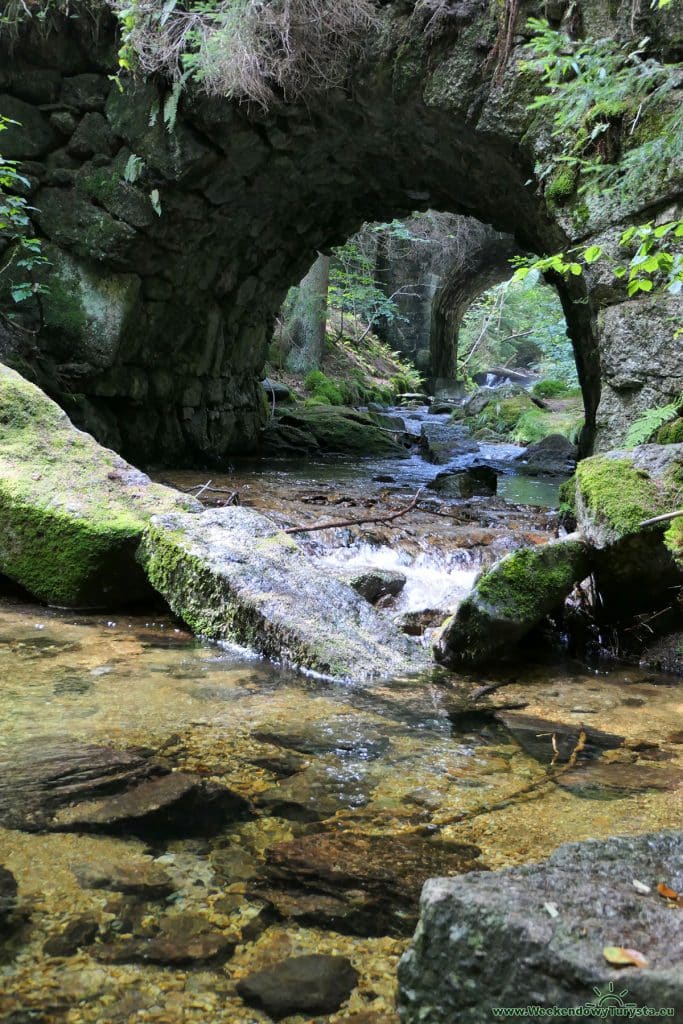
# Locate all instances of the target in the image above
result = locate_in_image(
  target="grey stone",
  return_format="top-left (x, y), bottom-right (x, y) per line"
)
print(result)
top-left (0, 94), bottom-right (57, 157)
top-left (428, 466), bottom-right (497, 498)
top-left (138, 506), bottom-right (426, 680)
top-left (334, 565), bottom-right (407, 604)
top-left (398, 831), bottom-right (683, 1023)
top-left (516, 433), bottom-right (578, 476)
top-left (420, 421), bottom-right (478, 464)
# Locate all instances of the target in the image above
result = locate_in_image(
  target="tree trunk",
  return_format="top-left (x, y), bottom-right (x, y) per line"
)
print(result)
top-left (285, 254), bottom-right (330, 373)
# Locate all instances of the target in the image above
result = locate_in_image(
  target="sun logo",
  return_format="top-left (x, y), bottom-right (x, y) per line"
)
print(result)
top-left (591, 982), bottom-right (630, 1007)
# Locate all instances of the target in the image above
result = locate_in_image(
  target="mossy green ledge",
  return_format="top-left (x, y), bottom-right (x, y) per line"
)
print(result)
top-left (137, 506), bottom-right (427, 681)
top-left (565, 445), bottom-right (683, 558)
top-left (434, 536), bottom-right (592, 668)
top-left (0, 364), bottom-right (200, 607)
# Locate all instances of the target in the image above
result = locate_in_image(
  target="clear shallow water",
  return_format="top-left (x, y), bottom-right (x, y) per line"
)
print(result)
top-left (0, 425), bottom-right (677, 1024)
top-left (0, 594), bottom-right (681, 1024)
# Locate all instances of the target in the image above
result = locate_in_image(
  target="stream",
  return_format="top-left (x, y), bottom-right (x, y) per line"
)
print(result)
top-left (1, 409), bottom-right (681, 1024)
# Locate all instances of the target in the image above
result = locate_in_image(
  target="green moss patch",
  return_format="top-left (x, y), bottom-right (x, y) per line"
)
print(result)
top-left (0, 365), bottom-right (198, 607)
top-left (572, 454), bottom-right (673, 544)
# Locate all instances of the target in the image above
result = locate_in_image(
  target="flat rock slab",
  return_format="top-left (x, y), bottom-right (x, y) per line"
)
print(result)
top-left (398, 831), bottom-right (683, 1024)
top-left (237, 954), bottom-right (359, 1020)
top-left (0, 364), bottom-right (199, 607)
top-left (138, 506), bottom-right (426, 680)
top-left (96, 913), bottom-right (235, 966)
top-left (262, 831), bottom-right (484, 936)
top-left (0, 740), bottom-right (249, 836)
top-left (73, 860), bottom-right (176, 899)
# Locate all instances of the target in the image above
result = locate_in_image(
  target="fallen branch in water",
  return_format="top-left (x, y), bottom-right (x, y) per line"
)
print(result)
top-left (176, 480), bottom-right (240, 503)
top-left (639, 509), bottom-right (683, 528)
top-left (284, 488), bottom-right (424, 534)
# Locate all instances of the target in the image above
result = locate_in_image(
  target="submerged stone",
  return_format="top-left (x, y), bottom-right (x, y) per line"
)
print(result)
top-left (261, 831), bottom-right (484, 936)
top-left (435, 536), bottom-right (591, 667)
top-left (236, 954), bottom-right (359, 1020)
top-left (138, 506), bottom-right (425, 680)
top-left (0, 740), bottom-right (249, 836)
top-left (419, 421), bottom-right (478, 464)
top-left (43, 914), bottom-right (99, 957)
top-left (0, 364), bottom-right (199, 608)
top-left (73, 860), bottom-right (176, 899)
top-left (96, 912), bottom-right (235, 966)
top-left (398, 831), bottom-right (683, 1023)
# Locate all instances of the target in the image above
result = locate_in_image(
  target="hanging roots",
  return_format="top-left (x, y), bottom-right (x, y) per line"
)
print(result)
top-left (484, 0), bottom-right (521, 85)
top-left (108, 0), bottom-right (381, 109)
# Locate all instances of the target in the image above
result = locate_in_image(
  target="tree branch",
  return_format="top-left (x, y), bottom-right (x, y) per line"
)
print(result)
top-left (284, 488), bottom-right (423, 534)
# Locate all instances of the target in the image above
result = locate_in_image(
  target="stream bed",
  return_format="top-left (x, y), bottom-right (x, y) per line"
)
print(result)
top-left (1, 420), bottom-right (681, 1024)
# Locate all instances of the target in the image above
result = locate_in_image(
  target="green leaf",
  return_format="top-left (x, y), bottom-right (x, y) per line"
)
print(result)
top-left (583, 246), bottom-right (602, 264)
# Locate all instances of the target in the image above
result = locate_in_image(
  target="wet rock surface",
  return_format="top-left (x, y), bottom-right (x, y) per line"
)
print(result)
top-left (398, 831), bottom-right (683, 1024)
top-left (261, 831), bottom-right (485, 936)
top-left (139, 506), bottom-right (425, 680)
top-left (0, 741), bottom-right (248, 836)
top-left (255, 762), bottom-right (374, 822)
top-left (419, 422), bottom-right (478, 464)
top-left (43, 914), bottom-right (99, 957)
top-left (515, 433), bottom-right (577, 476)
top-left (335, 566), bottom-right (407, 604)
top-left (236, 953), bottom-right (359, 1019)
top-left (427, 466), bottom-right (497, 498)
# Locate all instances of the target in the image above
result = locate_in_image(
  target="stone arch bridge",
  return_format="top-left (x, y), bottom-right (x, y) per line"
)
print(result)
top-left (0, 0), bottom-right (680, 465)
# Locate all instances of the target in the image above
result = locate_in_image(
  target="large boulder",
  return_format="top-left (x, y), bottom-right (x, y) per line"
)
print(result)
top-left (0, 364), bottom-right (199, 607)
top-left (564, 444), bottom-right (683, 616)
top-left (435, 536), bottom-right (591, 667)
top-left (262, 404), bottom-right (410, 457)
top-left (398, 831), bottom-right (683, 1024)
top-left (138, 506), bottom-right (426, 680)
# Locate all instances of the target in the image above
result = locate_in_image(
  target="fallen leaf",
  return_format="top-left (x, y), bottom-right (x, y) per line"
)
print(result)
top-left (603, 946), bottom-right (649, 968)
top-left (656, 883), bottom-right (682, 902)
top-left (543, 901), bottom-right (559, 918)
top-left (632, 879), bottom-right (651, 895)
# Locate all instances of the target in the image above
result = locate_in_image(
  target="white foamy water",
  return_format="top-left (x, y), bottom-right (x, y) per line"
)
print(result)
top-left (319, 542), bottom-right (478, 614)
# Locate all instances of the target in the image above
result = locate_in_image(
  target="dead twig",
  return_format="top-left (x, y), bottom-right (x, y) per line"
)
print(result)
top-left (284, 488), bottom-right (424, 534)
top-left (639, 509), bottom-right (683, 528)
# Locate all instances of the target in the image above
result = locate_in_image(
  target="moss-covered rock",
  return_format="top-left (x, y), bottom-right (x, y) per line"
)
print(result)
top-left (434, 537), bottom-right (591, 667)
top-left (138, 506), bottom-right (426, 680)
top-left (0, 365), bottom-right (199, 607)
top-left (568, 447), bottom-right (682, 548)
top-left (264, 405), bottom-right (410, 458)
top-left (562, 445), bottom-right (683, 620)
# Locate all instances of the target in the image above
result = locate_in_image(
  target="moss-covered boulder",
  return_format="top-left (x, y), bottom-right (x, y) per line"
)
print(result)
top-left (138, 506), bottom-right (427, 680)
top-left (561, 444), bottom-right (683, 618)
top-left (434, 536), bottom-right (591, 667)
top-left (0, 365), bottom-right (200, 607)
top-left (263, 404), bottom-right (410, 457)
